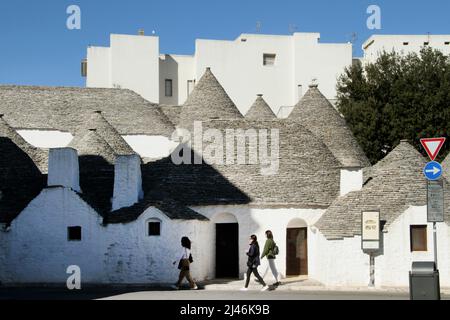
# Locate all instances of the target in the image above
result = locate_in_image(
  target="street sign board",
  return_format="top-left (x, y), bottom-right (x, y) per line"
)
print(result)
top-left (428, 180), bottom-right (444, 223)
top-left (362, 211), bottom-right (380, 251)
top-left (420, 138), bottom-right (446, 161)
top-left (424, 161), bottom-right (443, 181)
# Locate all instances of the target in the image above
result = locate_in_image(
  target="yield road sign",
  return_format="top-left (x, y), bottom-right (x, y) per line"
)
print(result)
top-left (420, 138), bottom-right (446, 161)
top-left (424, 161), bottom-right (443, 181)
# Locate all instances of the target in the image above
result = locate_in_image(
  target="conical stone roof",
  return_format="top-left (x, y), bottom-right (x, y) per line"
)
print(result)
top-left (245, 95), bottom-right (276, 120)
top-left (178, 68), bottom-right (243, 129)
top-left (68, 129), bottom-right (116, 164)
top-left (0, 114), bottom-right (48, 173)
top-left (289, 84), bottom-right (370, 168)
top-left (82, 111), bottom-right (135, 155)
top-left (316, 141), bottom-right (450, 240)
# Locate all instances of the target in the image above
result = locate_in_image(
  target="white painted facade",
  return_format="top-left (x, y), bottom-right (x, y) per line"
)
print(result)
top-left (122, 135), bottom-right (178, 159)
top-left (15, 130), bottom-right (175, 160)
top-left (0, 187), bottom-right (211, 285)
top-left (311, 206), bottom-right (450, 288)
top-left (340, 168), bottom-right (363, 197)
top-left (86, 33), bottom-right (450, 116)
top-left (112, 154), bottom-right (143, 211)
top-left (17, 130), bottom-right (73, 149)
top-left (191, 205), bottom-right (325, 282)
top-left (86, 32), bottom-right (352, 114)
top-left (87, 34), bottom-right (160, 103)
top-left (362, 35), bottom-right (450, 64)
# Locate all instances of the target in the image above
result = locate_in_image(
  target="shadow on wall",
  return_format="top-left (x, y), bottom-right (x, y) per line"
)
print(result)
top-left (159, 55), bottom-right (179, 105)
top-left (0, 137), bottom-right (45, 224)
top-left (77, 155), bottom-right (114, 215)
top-left (142, 146), bottom-right (252, 206)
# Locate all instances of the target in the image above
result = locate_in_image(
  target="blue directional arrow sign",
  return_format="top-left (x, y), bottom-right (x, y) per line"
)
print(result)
top-left (423, 161), bottom-right (443, 181)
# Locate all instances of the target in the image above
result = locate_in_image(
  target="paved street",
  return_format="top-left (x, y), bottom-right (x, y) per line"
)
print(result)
top-left (0, 287), bottom-right (448, 300)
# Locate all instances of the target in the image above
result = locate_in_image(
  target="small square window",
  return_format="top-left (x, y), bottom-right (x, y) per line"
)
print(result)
top-left (445, 42), bottom-right (450, 45)
top-left (68, 226), bottom-right (82, 241)
top-left (410, 225), bottom-right (427, 252)
top-left (403, 42), bottom-right (409, 46)
top-left (165, 79), bottom-right (173, 97)
top-left (263, 54), bottom-right (276, 66)
top-left (424, 42), bottom-right (429, 46)
top-left (148, 222), bottom-right (161, 236)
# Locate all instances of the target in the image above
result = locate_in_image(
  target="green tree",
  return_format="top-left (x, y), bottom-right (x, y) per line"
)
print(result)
top-left (337, 48), bottom-right (450, 164)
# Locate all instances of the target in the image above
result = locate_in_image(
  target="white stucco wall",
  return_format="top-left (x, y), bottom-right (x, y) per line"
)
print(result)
top-left (363, 35), bottom-right (450, 64)
top-left (122, 135), bottom-right (177, 159)
top-left (192, 205), bottom-right (326, 282)
top-left (47, 148), bottom-right (80, 192)
top-left (86, 46), bottom-right (111, 88)
top-left (292, 33), bottom-right (352, 106)
top-left (109, 34), bottom-right (160, 103)
top-left (195, 34), bottom-right (295, 115)
top-left (112, 154), bottom-right (143, 211)
top-left (0, 187), bottom-right (211, 285)
top-left (159, 54), bottom-right (195, 106)
top-left (311, 205), bottom-right (450, 288)
top-left (2, 188), bottom-right (105, 284)
top-left (340, 168), bottom-right (363, 196)
top-left (17, 130), bottom-right (73, 149)
top-left (101, 208), bottom-right (211, 284)
top-left (86, 32), bottom-right (353, 111)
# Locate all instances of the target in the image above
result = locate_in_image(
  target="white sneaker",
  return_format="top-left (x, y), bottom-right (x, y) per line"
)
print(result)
top-left (191, 285), bottom-right (198, 290)
top-left (170, 285), bottom-right (179, 290)
top-left (239, 287), bottom-right (249, 291)
top-left (261, 285), bottom-right (270, 292)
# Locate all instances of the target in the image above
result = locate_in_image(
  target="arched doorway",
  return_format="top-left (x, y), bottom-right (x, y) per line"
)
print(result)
top-left (286, 218), bottom-right (308, 276)
top-left (214, 213), bottom-right (239, 279)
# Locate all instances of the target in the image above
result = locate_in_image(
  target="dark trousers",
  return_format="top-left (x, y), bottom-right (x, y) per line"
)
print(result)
top-left (245, 267), bottom-right (266, 288)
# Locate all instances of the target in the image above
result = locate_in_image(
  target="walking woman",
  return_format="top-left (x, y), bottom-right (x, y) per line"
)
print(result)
top-left (261, 230), bottom-right (280, 286)
top-left (172, 236), bottom-right (198, 290)
top-left (240, 235), bottom-right (269, 291)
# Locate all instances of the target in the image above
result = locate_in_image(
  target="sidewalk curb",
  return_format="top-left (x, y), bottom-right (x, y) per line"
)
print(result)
top-left (202, 283), bottom-right (450, 295)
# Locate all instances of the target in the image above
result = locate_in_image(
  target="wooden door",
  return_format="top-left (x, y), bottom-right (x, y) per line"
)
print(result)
top-left (286, 228), bottom-right (308, 276)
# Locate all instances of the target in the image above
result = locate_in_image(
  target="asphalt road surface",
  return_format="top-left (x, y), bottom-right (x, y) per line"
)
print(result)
top-left (2, 287), bottom-right (445, 300)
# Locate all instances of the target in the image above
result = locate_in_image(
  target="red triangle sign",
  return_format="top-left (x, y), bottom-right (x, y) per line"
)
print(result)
top-left (420, 138), bottom-right (446, 161)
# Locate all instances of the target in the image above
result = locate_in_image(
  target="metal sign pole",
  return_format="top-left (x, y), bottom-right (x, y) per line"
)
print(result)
top-left (369, 253), bottom-right (375, 287)
top-left (434, 222), bottom-right (438, 269)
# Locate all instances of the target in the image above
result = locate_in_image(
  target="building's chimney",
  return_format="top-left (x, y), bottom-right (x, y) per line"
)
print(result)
top-left (138, 29), bottom-right (145, 36)
top-left (112, 154), bottom-right (143, 211)
top-left (47, 148), bottom-right (81, 192)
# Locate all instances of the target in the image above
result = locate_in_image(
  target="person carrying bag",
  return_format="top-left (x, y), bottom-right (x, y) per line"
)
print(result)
top-left (172, 237), bottom-right (198, 290)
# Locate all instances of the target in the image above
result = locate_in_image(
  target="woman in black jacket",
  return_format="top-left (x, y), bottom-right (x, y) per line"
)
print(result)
top-left (240, 235), bottom-right (269, 291)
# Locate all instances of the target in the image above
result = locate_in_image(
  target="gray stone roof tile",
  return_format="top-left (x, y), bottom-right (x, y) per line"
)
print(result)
top-left (245, 95), bottom-right (276, 120)
top-left (0, 85), bottom-right (175, 136)
top-left (178, 68), bottom-right (243, 130)
top-left (316, 141), bottom-right (450, 240)
top-left (289, 84), bottom-right (370, 168)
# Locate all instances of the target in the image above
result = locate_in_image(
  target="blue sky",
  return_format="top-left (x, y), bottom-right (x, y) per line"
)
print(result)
top-left (0, 0), bottom-right (449, 87)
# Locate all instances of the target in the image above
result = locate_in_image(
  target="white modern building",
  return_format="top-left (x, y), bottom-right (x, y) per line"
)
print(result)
top-left (86, 32), bottom-right (353, 116)
top-left (85, 32), bottom-right (450, 118)
top-left (362, 34), bottom-right (450, 64)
